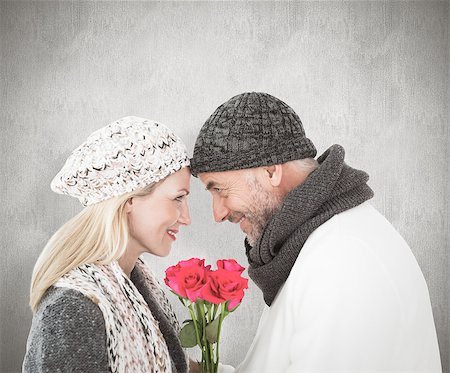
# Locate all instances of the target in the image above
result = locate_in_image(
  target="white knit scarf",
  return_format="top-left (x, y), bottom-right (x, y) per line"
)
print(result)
top-left (54, 259), bottom-right (176, 373)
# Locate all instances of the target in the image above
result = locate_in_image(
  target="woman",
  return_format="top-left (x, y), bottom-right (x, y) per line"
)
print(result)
top-left (23, 116), bottom-right (191, 373)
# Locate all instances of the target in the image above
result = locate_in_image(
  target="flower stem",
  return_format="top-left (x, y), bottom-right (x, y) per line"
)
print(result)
top-left (215, 302), bottom-right (227, 369)
top-left (188, 304), bottom-right (205, 370)
top-left (212, 303), bottom-right (218, 320)
top-left (196, 302), bottom-right (211, 373)
top-left (210, 340), bottom-right (215, 373)
top-left (205, 303), bottom-right (217, 373)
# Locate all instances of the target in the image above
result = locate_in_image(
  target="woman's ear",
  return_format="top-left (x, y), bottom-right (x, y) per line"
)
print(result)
top-left (264, 164), bottom-right (283, 187)
top-left (124, 198), bottom-right (134, 213)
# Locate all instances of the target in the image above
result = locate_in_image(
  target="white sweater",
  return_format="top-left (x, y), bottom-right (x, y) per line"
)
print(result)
top-left (224, 202), bottom-right (441, 373)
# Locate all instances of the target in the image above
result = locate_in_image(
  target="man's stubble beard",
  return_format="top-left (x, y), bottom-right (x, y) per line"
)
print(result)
top-left (244, 178), bottom-right (284, 247)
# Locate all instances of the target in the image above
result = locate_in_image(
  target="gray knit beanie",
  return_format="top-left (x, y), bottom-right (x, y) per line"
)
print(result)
top-left (190, 92), bottom-right (316, 177)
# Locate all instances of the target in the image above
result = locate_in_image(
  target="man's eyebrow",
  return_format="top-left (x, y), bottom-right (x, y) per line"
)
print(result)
top-left (205, 181), bottom-right (219, 191)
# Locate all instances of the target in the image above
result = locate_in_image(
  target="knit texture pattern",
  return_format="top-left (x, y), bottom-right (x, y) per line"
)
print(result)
top-left (51, 116), bottom-right (190, 206)
top-left (245, 144), bottom-right (374, 306)
top-left (130, 263), bottom-right (188, 373)
top-left (41, 259), bottom-right (185, 373)
top-left (190, 92), bottom-right (316, 176)
top-left (23, 287), bottom-right (110, 372)
top-left (23, 260), bottom-right (188, 373)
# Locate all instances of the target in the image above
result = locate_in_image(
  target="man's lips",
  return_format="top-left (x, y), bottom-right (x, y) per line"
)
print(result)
top-left (227, 212), bottom-right (248, 233)
top-left (228, 212), bottom-right (244, 223)
top-left (239, 217), bottom-right (246, 232)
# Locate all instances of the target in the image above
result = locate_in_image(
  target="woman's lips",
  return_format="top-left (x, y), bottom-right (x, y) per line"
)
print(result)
top-left (167, 229), bottom-right (178, 240)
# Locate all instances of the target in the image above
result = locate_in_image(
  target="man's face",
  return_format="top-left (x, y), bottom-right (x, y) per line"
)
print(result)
top-left (199, 169), bottom-right (283, 246)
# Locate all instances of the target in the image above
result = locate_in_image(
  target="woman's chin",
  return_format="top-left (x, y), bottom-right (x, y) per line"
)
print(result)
top-left (147, 245), bottom-right (172, 258)
top-left (160, 249), bottom-right (172, 257)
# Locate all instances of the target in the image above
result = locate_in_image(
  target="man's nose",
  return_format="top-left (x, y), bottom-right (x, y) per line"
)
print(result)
top-left (212, 196), bottom-right (229, 223)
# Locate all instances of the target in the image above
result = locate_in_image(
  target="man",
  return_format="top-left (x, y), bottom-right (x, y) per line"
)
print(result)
top-left (190, 92), bottom-right (441, 372)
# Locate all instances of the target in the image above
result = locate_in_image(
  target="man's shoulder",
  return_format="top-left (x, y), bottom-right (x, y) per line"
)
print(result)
top-left (288, 201), bottom-right (417, 290)
top-left (302, 202), bottom-right (398, 252)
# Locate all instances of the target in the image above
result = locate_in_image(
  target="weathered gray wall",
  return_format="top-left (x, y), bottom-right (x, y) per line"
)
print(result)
top-left (1, 1), bottom-right (448, 372)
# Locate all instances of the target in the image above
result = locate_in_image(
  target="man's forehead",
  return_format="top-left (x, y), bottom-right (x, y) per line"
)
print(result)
top-left (198, 171), bottom-right (229, 185)
top-left (198, 169), bottom-right (250, 186)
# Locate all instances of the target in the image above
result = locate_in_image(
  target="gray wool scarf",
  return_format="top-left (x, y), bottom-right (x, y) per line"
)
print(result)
top-left (245, 144), bottom-right (374, 306)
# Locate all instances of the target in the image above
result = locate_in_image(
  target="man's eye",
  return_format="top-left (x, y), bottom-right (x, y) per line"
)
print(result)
top-left (175, 195), bottom-right (186, 202)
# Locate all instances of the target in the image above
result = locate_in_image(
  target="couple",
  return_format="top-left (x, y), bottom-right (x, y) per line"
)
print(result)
top-left (23, 92), bottom-right (441, 372)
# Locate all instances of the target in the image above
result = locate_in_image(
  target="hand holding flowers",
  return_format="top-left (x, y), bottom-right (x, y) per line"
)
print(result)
top-left (165, 258), bottom-right (248, 373)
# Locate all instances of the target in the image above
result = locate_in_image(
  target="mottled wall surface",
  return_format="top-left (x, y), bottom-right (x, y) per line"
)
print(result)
top-left (1, 1), bottom-right (448, 372)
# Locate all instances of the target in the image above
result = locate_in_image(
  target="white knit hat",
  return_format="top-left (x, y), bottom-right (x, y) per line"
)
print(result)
top-left (51, 116), bottom-right (190, 206)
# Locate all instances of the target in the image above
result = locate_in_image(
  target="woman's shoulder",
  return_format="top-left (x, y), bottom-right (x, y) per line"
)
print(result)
top-left (31, 286), bottom-right (107, 342)
top-left (37, 286), bottom-right (104, 323)
top-left (24, 286), bottom-right (109, 372)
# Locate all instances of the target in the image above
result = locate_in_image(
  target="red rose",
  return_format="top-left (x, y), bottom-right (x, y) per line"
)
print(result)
top-left (201, 269), bottom-right (249, 311)
top-left (216, 259), bottom-right (245, 274)
top-left (165, 258), bottom-right (211, 302)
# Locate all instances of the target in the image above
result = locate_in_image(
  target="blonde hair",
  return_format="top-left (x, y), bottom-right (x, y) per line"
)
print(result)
top-left (30, 183), bottom-right (156, 312)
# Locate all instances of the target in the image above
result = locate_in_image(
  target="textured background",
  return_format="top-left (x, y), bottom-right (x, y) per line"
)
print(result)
top-left (1, 1), bottom-right (448, 372)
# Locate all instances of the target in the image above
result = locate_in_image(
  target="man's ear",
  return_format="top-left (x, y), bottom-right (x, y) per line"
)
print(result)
top-left (264, 164), bottom-right (283, 187)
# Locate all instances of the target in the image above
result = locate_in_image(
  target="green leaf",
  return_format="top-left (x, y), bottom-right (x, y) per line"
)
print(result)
top-left (179, 321), bottom-right (198, 348)
top-left (205, 317), bottom-right (220, 343)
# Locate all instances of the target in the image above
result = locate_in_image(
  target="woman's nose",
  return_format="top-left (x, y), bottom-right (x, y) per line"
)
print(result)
top-left (179, 199), bottom-right (191, 226)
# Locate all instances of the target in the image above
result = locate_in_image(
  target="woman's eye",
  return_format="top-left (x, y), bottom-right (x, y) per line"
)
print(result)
top-left (175, 195), bottom-right (186, 202)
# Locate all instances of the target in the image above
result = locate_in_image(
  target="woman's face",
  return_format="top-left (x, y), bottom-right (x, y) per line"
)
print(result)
top-left (126, 167), bottom-right (191, 257)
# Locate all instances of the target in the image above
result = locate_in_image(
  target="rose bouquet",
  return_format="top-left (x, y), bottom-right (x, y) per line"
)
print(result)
top-left (165, 258), bottom-right (248, 373)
